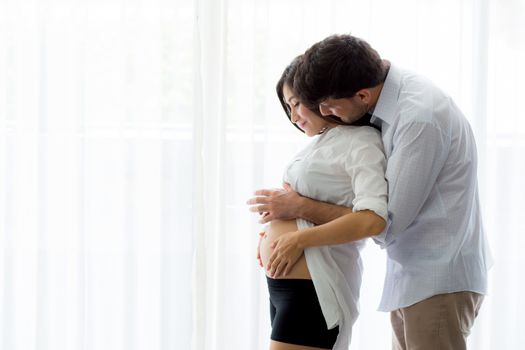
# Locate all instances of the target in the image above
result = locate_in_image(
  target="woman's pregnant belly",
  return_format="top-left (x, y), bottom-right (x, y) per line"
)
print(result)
top-left (259, 219), bottom-right (311, 279)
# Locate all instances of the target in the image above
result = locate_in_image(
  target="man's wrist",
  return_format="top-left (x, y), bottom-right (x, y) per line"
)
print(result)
top-left (295, 195), bottom-right (310, 219)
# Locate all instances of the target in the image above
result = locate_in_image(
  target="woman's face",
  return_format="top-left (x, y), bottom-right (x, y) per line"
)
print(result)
top-left (282, 84), bottom-right (333, 137)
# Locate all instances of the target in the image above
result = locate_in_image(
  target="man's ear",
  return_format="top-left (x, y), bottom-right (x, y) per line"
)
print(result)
top-left (355, 89), bottom-right (372, 104)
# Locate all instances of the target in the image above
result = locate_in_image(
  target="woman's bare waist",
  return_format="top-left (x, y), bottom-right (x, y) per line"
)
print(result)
top-left (260, 219), bottom-right (311, 279)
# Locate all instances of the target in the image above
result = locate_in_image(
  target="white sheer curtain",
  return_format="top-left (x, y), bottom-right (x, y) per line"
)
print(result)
top-left (0, 0), bottom-right (523, 349)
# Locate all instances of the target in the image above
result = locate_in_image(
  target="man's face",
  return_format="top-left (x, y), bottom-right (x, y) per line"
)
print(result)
top-left (318, 96), bottom-right (369, 124)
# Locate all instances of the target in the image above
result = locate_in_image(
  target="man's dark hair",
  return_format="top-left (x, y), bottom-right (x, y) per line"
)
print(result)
top-left (293, 34), bottom-right (386, 107)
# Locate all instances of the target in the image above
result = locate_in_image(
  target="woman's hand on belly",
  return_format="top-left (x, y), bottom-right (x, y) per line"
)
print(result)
top-left (267, 230), bottom-right (304, 278)
top-left (260, 220), bottom-right (310, 279)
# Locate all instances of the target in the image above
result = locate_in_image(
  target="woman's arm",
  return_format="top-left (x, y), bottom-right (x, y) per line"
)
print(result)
top-left (266, 210), bottom-right (385, 277)
top-left (267, 127), bottom-right (389, 278)
top-left (299, 209), bottom-right (386, 246)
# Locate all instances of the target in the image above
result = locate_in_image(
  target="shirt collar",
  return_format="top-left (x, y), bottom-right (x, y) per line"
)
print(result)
top-left (371, 63), bottom-right (402, 126)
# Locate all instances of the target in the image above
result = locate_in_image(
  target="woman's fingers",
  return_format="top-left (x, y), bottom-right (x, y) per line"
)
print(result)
top-left (272, 260), bottom-right (288, 278)
top-left (266, 232), bottom-right (301, 277)
top-left (267, 248), bottom-right (279, 273)
top-left (267, 250), bottom-right (288, 278)
top-left (283, 262), bottom-right (294, 277)
top-left (259, 213), bottom-right (273, 224)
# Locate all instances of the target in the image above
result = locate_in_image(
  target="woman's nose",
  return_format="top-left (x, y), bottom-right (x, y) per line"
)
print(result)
top-left (290, 109), bottom-right (300, 123)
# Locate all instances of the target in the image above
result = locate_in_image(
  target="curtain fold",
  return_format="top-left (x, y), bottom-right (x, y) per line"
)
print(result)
top-left (192, 0), bottom-right (228, 348)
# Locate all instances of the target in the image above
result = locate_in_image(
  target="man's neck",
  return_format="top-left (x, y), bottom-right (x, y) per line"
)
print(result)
top-left (368, 59), bottom-right (390, 109)
top-left (368, 83), bottom-right (384, 110)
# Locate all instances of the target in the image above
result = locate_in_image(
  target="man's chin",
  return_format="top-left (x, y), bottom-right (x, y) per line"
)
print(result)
top-left (340, 113), bottom-right (368, 124)
top-left (322, 114), bottom-right (351, 125)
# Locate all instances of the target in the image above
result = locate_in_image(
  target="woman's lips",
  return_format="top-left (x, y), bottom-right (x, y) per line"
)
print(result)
top-left (298, 121), bottom-right (306, 129)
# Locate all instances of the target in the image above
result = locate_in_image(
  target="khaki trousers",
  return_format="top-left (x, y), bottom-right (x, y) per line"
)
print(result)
top-left (391, 291), bottom-right (484, 350)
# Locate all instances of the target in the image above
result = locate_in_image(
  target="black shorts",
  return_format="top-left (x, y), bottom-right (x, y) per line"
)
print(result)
top-left (267, 277), bottom-right (339, 348)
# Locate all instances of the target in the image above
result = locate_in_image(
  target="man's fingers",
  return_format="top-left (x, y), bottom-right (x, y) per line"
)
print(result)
top-left (246, 196), bottom-right (270, 205)
top-left (253, 189), bottom-right (274, 196)
top-left (254, 188), bottom-right (282, 196)
top-left (249, 205), bottom-right (268, 213)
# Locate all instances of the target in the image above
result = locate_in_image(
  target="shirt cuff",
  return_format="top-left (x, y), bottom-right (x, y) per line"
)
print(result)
top-left (372, 217), bottom-right (393, 248)
top-left (352, 198), bottom-right (388, 223)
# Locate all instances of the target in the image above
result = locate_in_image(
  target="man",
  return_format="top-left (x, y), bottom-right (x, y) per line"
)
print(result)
top-left (247, 34), bottom-right (491, 349)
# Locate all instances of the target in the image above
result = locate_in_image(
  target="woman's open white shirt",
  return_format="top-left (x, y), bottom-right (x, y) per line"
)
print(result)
top-left (283, 125), bottom-right (387, 350)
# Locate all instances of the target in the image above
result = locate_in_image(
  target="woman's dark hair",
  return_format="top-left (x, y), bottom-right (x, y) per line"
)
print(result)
top-left (293, 34), bottom-right (387, 108)
top-left (276, 56), bottom-right (305, 132)
top-left (276, 56), bottom-right (348, 132)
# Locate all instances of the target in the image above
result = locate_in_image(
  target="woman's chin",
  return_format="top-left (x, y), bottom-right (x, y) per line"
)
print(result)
top-left (304, 129), bottom-right (315, 137)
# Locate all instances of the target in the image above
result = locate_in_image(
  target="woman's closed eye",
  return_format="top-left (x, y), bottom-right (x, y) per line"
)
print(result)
top-left (287, 101), bottom-right (299, 109)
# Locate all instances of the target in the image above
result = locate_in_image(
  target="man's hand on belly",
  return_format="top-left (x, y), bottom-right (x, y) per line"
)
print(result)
top-left (246, 183), bottom-right (303, 224)
top-left (267, 230), bottom-right (303, 278)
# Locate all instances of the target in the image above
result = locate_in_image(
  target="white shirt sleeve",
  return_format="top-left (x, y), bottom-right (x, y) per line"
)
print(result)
top-left (344, 128), bottom-right (388, 223)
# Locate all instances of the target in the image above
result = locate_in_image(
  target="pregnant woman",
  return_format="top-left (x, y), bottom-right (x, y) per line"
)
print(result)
top-left (255, 56), bottom-right (388, 350)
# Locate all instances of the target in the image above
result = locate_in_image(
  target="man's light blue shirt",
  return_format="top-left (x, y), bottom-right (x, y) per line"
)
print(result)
top-left (372, 64), bottom-right (492, 312)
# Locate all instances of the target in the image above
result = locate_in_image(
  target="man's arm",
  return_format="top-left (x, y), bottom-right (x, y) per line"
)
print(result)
top-left (246, 183), bottom-right (353, 225)
top-left (297, 195), bottom-right (354, 224)
top-left (381, 120), bottom-right (449, 240)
